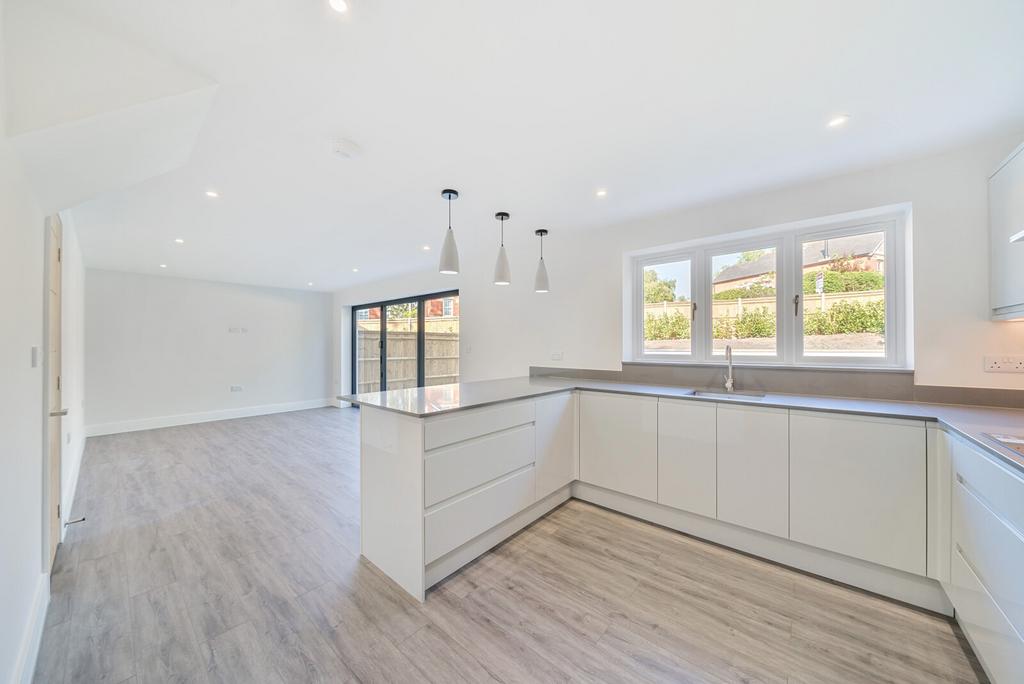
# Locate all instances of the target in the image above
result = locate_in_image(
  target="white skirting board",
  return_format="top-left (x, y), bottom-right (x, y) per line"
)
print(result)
top-left (572, 482), bottom-right (954, 616)
top-left (13, 572), bottom-right (49, 684)
top-left (84, 398), bottom-right (336, 436)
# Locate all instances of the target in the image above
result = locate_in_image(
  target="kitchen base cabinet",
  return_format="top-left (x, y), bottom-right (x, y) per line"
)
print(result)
top-left (579, 392), bottom-right (658, 502)
top-left (716, 404), bottom-right (789, 538)
top-left (657, 398), bottom-right (717, 518)
top-left (534, 392), bottom-right (577, 501)
top-left (948, 435), bottom-right (1024, 682)
top-left (789, 411), bottom-right (926, 576)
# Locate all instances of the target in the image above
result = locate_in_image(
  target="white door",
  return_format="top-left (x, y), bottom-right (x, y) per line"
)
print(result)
top-left (579, 392), bottom-right (658, 502)
top-left (789, 411), bottom-right (926, 575)
top-left (657, 399), bottom-right (716, 518)
top-left (717, 403), bottom-right (789, 538)
top-left (534, 392), bottom-right (576, 500)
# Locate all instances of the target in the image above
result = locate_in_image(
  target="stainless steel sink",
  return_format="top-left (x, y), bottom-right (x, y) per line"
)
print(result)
top-left (692, 390), bottom-right (766, 401)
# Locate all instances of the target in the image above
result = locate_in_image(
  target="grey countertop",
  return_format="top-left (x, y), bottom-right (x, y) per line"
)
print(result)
top-left (339, 376), bottom-right (1024, 474)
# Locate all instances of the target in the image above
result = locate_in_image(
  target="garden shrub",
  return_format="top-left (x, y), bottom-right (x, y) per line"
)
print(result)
top-left (733, 307), bottom-right (776, 338)
top-left (803, 300), bottom-right (884, 335)
top-left (802, 270), bottom-right (884, 294)
top-left (644, 311), bottom-right (691, 340)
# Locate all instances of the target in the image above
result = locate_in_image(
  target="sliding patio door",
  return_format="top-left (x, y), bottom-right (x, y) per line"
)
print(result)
top-left (351, 290), bottom-right (458, 393)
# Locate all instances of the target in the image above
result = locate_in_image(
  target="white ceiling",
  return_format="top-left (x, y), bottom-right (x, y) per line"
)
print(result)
top-left (15, 0), bottom-right (1024, 291)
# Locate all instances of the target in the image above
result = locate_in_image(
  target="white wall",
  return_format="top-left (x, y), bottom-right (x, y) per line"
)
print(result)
top-left (60, 213), bottom-right (85, 529)
top-left (335, 130), bottom-right (1024, 391)
top-left (85, 270), bottom-right (334, 435)
top-left (0, 9), bottom-right (49, 682)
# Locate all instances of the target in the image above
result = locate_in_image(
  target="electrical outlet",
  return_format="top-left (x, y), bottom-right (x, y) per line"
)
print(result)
top-left (550, 351), bottom-right (564, 361)
top-left (984, 355), bottom-right (1024, 373)
top-left (230, 385), bottom-right (243, 392)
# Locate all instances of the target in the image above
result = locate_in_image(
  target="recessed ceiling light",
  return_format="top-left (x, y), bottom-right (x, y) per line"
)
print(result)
top-left (422, 245), bottom-right (431, 251)
top-left (329, 0), bottom-right (348, 13)
top-left (205, 190), bottom-right (219, 198)
top-left (352, 267), bottom-right (359, 272)
top-left (827, 114), bottom-right (851, 128)
top-left (174, 238), bottom-right (184, 244)
top-left (595, 189), bottom-right (607, 198)
top-left (159, 264), bottom-right (167, 269)
top-left (307, 281), bottom-right (314, 287)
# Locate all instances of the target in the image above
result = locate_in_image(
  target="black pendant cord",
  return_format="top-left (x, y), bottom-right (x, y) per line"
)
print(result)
top-left (448, 196), bottom-right (452, 230)
top-left (500, 216), bottom-right (505, 246)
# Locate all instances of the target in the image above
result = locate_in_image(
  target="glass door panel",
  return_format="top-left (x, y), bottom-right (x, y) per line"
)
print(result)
top-left (354, 307), bottom-right (382, 392)
top-left (424, 295), bottom-right (459, 386)
top-left (385, 302), bottom-right (419, 390)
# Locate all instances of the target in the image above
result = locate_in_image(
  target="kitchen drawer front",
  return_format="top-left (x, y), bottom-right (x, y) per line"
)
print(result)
top-left (952, 478), bottom-right (1024, 640)
top-left (424, 424), bottom-right (535, 507)
top-left (424, 466), bottom-right (536, 564)
top-left (947, 545), bottom-right (1024, 684)
top-left (952, 436), bottom-right (1024, 534)
top-left (424, 400), bottom-right (535, 451)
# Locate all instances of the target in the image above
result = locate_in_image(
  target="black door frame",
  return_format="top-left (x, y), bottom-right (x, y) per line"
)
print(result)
top-left (350, 289), bottom-right (459, 394)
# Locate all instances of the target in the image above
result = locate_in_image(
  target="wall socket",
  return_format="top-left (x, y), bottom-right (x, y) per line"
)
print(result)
top-left (230, 385), bottom-right (244, 392)
top-left (983, 355), bottom-right (1024, 373)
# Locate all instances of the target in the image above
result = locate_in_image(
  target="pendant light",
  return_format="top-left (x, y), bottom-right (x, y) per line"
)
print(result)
top-left (534, 229), bottom-right (550, 293)
top-left (493, 212), bottom-right (511, 286)
top-left (438, 189), bottom-right (460, 275)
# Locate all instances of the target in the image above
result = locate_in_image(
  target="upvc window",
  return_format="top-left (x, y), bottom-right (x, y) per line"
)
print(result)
top-left (629, 210), bottom-right (907, 368)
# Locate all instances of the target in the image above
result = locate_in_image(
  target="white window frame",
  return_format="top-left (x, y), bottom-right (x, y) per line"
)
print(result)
top-left (634, 251), bottom-right (698, 360)
top-left (627, 206), bottom-right (909, 369)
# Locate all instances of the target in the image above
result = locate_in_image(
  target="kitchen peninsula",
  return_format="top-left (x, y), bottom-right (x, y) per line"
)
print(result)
top-left (342, 375), bottom-right (1024, 681)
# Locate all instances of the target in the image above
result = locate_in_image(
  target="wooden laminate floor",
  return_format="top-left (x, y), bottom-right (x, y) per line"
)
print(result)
top-left (34, 407), bottom-right (986, 684)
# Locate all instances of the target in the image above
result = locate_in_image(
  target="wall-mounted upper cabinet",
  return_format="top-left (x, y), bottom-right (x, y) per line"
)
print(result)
top-left (990, 142), bottom-right (1024, 319)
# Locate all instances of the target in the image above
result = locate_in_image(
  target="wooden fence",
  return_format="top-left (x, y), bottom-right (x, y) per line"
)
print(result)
top-left (645, 290), bottom-right (884, 320)
top-left (355, 331), bottom-right (459, 393)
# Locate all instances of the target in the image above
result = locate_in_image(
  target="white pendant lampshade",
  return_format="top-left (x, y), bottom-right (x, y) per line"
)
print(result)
top-left (438, 189), bottom-right (460, 275)
top-left (534, 229), bottom-right (550, 293)
top-left (494, 246), bottom-right (511, 285)
top-left (493, 212), bottom-right (511, 285)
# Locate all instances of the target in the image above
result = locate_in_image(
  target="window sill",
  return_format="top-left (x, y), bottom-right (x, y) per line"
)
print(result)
top-left (625, 359), bottom-right (914, 374)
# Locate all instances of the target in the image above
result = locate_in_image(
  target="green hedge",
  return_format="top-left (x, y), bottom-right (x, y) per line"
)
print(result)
top-left (713, 283), bottom-right (777, 300)
top-left (712, 271), bottom-right (883, 301)
top-left (647, 300), bottom-right (884, 340)
top-left (804, 299), bottom-right (885, 335)
top-left (644, 311), bottom-right (691, 341)
top-left (802, 270), bottom-right (884, 294)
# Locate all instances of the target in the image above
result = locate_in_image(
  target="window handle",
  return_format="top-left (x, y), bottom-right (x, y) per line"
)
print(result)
top-left (691, 302), bottom-right (697, 320)
top-left (793, 294), bottom-right (800, 316)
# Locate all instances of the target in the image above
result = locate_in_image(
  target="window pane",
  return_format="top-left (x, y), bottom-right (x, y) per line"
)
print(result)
top-left (711, 247), bottom-right (777, 356)
top-left (425, 295), bottom-right (459, 386)
top-left (642, 260), bottom-right (691, 354)
top-left (355, 307), bottom-right (381, 392)
top-left (385, 302), bottom-right (419, 389)
top-left (801, 231), bottom-right (885, 357)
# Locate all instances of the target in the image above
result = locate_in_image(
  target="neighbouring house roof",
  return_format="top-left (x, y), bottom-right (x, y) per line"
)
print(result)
top-left (713, 234), bottom-right (884, 284)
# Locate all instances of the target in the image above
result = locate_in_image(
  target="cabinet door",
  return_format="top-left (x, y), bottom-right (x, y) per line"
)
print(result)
top-left (658, 399), bottom-right (717, 518)
top-left (717, 404), bottom-right (789, 538)
top-left (790, 411), bottom-right (926, 575)
top-left (579, 392), bottom-right (658, 501)
top-left (990, 146), bottom-right (1024, 314)
top-left (535, 392), bottom-right (577, 500)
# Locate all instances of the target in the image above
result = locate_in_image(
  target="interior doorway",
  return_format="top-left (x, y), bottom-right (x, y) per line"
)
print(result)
top-left (45, 215), bottom-right (64, 568)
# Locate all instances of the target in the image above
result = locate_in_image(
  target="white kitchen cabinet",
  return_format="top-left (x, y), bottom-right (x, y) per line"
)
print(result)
top-left (950, 438), bottom-right (1024, 652)
top-left (716, 403), bottom-right (789, 538)
top-left (534, 391), bottom-right (577, 501)
top-left (990, 141), bottom-right (1024, 319)
top-left (789, 411), bottom-right (926, 575)
top-left (579, 391), bottom-right (658, 501)
top-left (657, 398), bottom-right (717, 518)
